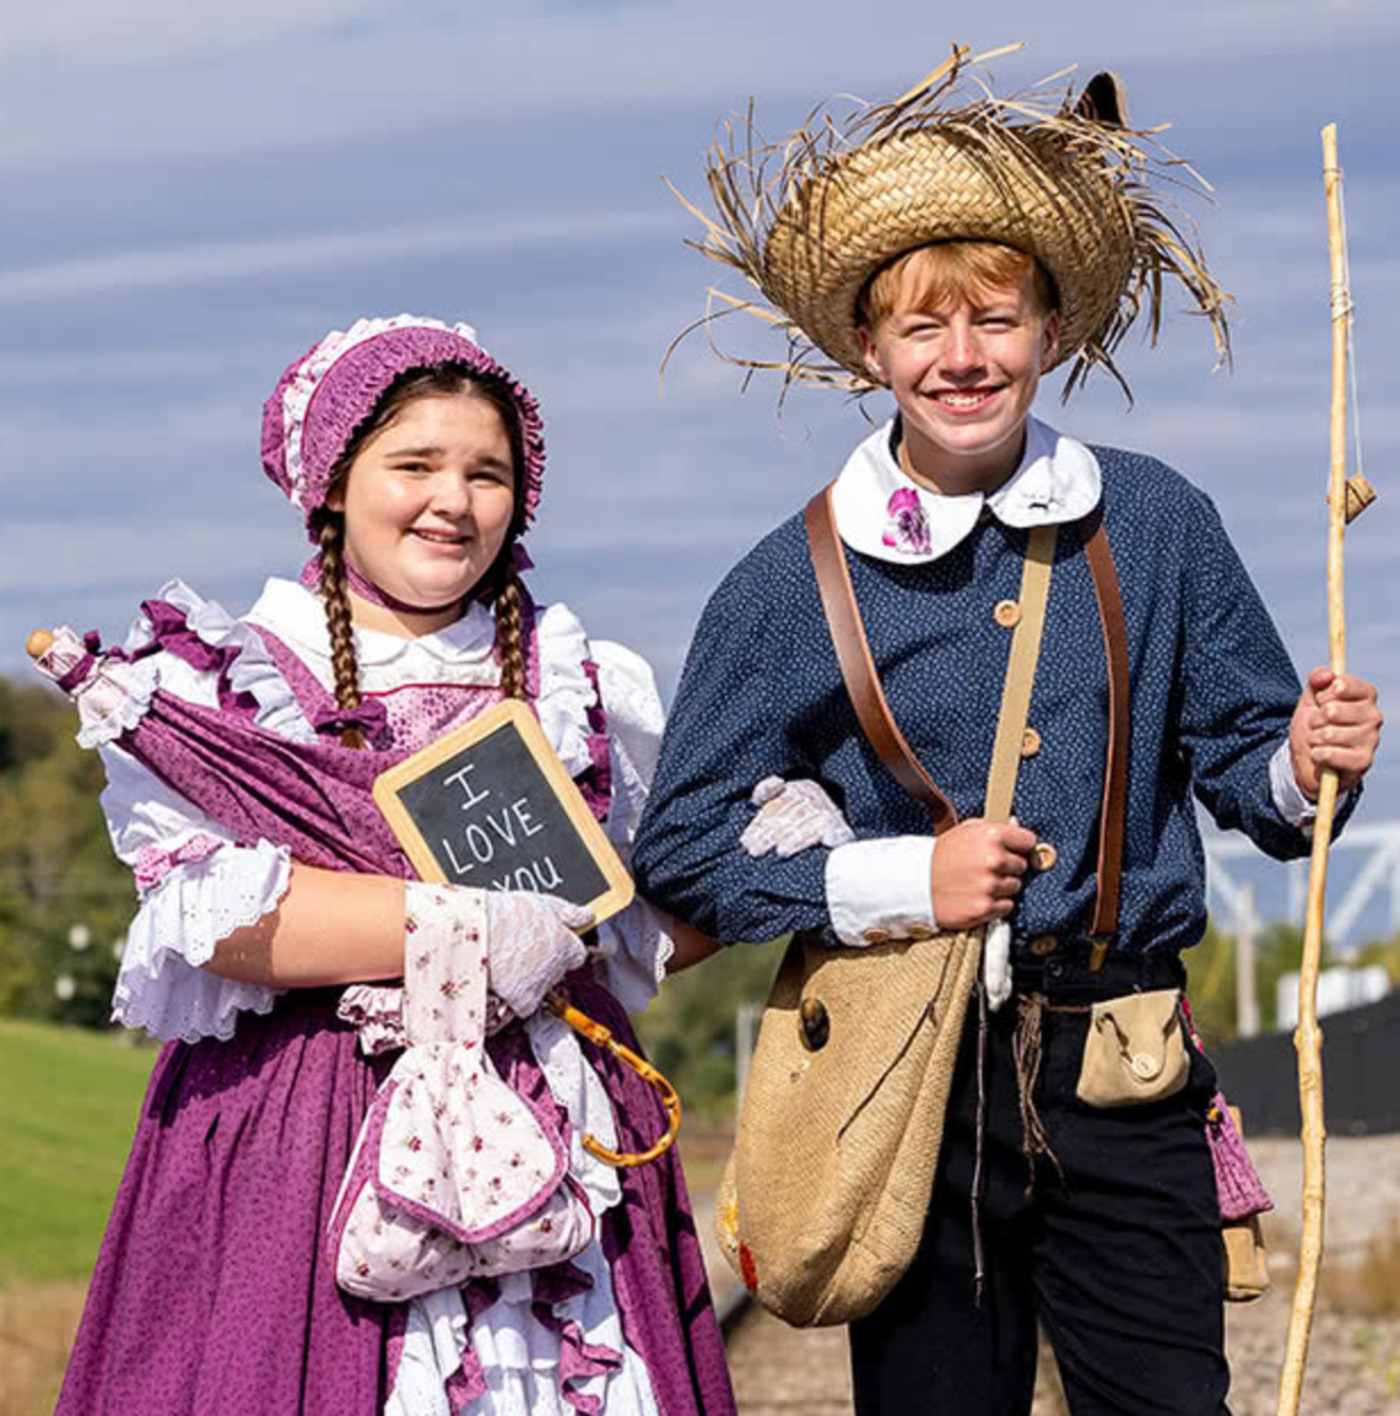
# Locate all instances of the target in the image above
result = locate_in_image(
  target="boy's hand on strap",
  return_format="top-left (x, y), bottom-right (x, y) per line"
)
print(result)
top-left (741, 776), bottom-right (857, 858)
top-left (930, 819), bottom-right (1036, 932)
top-left (1289, 668), bottom-right (1383, 799)
top-left (483, 892), bottom-right (593, 1022)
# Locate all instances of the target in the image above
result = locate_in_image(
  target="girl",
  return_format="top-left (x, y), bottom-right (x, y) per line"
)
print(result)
top-left (41, 315), bottom-right (736, 1416)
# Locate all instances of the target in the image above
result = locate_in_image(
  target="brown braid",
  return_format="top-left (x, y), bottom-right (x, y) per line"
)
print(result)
top-left (313, 511), bottom-right (367, 749)
top-left (494, 563), bottom-right (526, 700)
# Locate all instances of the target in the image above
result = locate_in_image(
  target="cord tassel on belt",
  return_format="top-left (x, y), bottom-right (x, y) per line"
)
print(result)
top-left (1013, 995), bottom-right (1065, 1193)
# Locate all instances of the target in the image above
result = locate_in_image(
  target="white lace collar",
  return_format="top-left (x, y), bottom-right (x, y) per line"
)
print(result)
top-left (829, 415), bottom-right (1102, 565)
top-left (244, 578), bottom-right (500, 681)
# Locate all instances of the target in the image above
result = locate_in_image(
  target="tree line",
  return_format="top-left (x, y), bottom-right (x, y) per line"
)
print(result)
top-left (0, 677), bottom-right (133, 1027)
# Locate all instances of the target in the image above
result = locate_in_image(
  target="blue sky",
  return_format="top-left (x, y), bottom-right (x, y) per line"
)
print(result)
top-left (2, 1), bottom-right (1397, 936)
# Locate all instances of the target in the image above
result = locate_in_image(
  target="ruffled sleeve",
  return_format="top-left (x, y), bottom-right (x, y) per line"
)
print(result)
top-left (534, 603), bottom-right (598, 780)
top-left (122, 580), bottom-right (318, 745)
top-left (88, 580), bottom-right (319, 1044)
top-left (588, 641), bottom-right (676, 1012)
top-left (102, 741), bottom-right (292, 1043)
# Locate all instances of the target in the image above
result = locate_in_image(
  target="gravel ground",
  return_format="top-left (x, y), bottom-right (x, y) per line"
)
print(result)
top-left (706, 1133), bottom-right (1400, 1414)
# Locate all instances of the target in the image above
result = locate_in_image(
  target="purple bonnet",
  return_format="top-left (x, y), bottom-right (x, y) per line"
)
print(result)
top-left (260, 315), bottom-right (545, 541)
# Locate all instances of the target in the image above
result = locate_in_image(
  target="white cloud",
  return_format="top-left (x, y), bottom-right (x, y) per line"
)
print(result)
top-left (4, 2), bottom-right (1397, 172)
top-left (0, 521), bottom-right (301, 596)
top-left (0, 209), bottom-right (677, 304)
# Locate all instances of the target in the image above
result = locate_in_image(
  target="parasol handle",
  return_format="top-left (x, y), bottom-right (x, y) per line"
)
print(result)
top-left (546, 993), bottom-right (682, 1167)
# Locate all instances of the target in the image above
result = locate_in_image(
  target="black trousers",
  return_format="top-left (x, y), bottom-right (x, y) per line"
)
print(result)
top-left (849, 950), bottom-right (1231, 1416)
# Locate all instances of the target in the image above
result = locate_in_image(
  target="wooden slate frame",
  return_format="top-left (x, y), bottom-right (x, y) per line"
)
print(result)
top-left (372, 699), bottom-right (635, 925)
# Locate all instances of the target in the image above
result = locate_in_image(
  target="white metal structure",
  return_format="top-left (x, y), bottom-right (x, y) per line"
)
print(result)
top-left (1203, 821), bottom-right (1400, 956)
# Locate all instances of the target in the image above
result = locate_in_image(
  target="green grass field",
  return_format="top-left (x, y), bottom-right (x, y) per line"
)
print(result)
top-left (0, 1020), bottom-right (157, 1288)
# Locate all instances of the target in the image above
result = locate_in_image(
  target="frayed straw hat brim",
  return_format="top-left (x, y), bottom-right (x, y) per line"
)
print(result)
top-left (668, 45), bottom-right (1231, 402)
top-left (763, 126), bottom-right (1136, 381)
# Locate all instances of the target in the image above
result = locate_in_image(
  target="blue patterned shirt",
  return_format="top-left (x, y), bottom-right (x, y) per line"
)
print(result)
top-left (631, 445), bottom-right (1356, 958)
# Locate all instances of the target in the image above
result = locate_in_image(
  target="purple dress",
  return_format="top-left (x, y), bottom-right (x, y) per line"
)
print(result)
top-left (50, 579), bottom-right (734, 1416)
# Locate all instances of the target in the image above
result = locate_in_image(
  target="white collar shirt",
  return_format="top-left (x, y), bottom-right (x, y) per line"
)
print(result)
top-left (828, 413), bottom-right (1104, 564)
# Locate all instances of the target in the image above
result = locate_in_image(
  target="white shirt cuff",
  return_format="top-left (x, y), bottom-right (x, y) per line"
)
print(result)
top-left (824, 837), bottom-right (936, 946)
top-left (1269, 739), bottom-right (1354, 837)
top-left (1269, 741), bottom-right (1315, 826)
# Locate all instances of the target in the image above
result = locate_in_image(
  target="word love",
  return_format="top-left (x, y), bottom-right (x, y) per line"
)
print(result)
top-left (437, 764), bottom-right (562, 893)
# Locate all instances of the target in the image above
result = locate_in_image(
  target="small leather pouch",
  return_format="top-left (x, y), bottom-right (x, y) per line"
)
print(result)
top-left (1219, 1106), bottom-right (1270, 1301)
top-left (1076, 988), bottom-right (1188, 1108)
top-left (1223, 1214), bottom-right (1270, 1302)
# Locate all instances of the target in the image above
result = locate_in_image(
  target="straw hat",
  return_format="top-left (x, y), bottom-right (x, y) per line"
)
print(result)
top-left (669, 46), bottom-right (1230, 400)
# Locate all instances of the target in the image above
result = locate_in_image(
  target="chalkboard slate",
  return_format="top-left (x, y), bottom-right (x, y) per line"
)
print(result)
top-left (373, 700), bottom-right (635, 924)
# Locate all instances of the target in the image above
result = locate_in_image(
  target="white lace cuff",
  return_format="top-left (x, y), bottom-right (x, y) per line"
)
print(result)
top-left (112, 838), bottom-right (292, 1043)
top-left (825, 837), bottom-right (937, 946)
top-left (592, 894), bottom-right (675, 1014)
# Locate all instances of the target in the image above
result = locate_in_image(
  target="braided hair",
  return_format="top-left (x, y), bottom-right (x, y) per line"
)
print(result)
top-left (311, 365), bottom-right (530, 746)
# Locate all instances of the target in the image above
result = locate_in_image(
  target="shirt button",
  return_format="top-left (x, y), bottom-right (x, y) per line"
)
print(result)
top-left (908, 923), bottom-right (935, 941)
top-left (994, 599), bottom-right (1022, 629)
top-left (863, 928), bottom-right (891, 945)
top-left (1029, 934), bottom-right (1059, 957)
top-left (1021, 727), bottom-right (1042, 759)
top-left (1030, 841), bottom-right (1058, 873)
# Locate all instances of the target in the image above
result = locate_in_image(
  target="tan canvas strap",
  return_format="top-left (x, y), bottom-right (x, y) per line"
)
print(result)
top-left (803, 484), bottom-right (1130, 947)
top-left (984, 525), bottom-right (1056, 824)
top-left (804, 487), bottom-right (957, 836)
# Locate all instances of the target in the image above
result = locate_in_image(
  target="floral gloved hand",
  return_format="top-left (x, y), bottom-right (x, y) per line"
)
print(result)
top-left (740, 776), bottom-right (857, 858)
top-left (484, 891), bottom-right (594, 1022)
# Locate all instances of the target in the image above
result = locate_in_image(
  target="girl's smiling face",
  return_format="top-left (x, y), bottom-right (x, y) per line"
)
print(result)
top-left (329, 390), bottom-right (516, 630)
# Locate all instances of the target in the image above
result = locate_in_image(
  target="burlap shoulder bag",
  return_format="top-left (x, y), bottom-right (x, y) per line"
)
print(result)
top-left (715, 486), bottom-right (1127, 1327)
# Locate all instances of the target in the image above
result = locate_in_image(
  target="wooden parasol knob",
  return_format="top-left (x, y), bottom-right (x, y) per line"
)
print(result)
top-left (26, 629), bottom-right (55, 660)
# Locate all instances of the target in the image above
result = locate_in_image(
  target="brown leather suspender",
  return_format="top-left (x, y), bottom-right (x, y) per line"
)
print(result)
top-left (804, 489), bottom-right (958, 836)
top-left (803, 483), bottom-right (1130, 955)
top-left (1080, 506), bottom-right (1129, 954)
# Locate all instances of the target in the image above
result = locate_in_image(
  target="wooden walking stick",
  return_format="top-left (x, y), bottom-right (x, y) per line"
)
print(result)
top-left (1276, 122), bottom-right (1376, 1416)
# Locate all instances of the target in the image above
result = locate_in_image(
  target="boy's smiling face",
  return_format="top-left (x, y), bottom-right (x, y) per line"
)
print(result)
top-left (857, 249), bottom-right (1060, 496)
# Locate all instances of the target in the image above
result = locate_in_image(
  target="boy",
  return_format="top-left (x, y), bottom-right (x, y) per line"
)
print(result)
top-left (633, 57), bottom-right (1381, 1415)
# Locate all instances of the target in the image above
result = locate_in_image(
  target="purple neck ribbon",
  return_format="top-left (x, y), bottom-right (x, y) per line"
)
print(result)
top-left (298, 543), bottom-right (534, 615)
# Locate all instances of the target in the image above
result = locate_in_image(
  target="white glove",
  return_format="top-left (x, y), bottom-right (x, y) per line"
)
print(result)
top-left (484, 892), bottom-right (594, 1021)
top-left (740, 776), bottom-right (857, 858)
